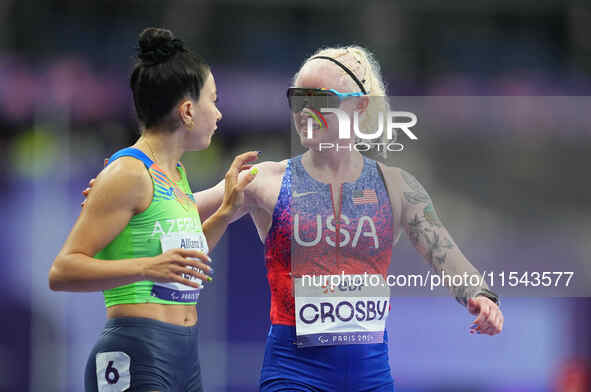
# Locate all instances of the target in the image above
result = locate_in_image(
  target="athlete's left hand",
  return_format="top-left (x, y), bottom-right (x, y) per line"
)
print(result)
top-left (467, 296), bottom-right (503, 335)
top-left (219, 151), bottom-right (260, 218)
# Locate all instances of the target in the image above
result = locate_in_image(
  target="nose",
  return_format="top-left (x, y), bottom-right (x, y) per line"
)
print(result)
top-left (298, 107), bottom-right (316, 118)
top-left (295, 111), bottom-right (311, 127)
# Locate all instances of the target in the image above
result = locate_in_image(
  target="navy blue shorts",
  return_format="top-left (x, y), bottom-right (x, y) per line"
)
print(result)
top-left (260, 325), bottom-right (394, 392)
top-left (85, 317), bottom-right (202, 392)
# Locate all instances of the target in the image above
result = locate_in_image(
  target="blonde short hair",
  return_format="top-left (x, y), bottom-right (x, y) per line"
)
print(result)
top-left (294, 45), bottom-right (393, 145)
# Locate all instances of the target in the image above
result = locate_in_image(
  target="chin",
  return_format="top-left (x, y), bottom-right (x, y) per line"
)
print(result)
top-left (298, 134), bottom-right (317, 149)
top-left (189, 139), bottom-right (211, 151)
top-left (299, 132), bottom-right (340, 148)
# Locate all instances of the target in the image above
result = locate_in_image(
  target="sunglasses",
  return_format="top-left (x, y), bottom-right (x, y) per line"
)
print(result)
top-left (286, 87), bottom-right (364, 113)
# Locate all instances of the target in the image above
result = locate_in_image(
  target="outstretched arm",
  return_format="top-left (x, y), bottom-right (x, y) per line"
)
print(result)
top-left (399, 169), bottom-right (485, 303)
top-left (193, 179), bottom-right (250, 223)
top-left (82, 155), bottom-right (260, 239)
top-left (382, 164), bottom-right (503, 335)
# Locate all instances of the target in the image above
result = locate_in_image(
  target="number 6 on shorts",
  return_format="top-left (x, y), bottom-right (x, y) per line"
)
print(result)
top-left (96, 352), bottom-right (131, 391)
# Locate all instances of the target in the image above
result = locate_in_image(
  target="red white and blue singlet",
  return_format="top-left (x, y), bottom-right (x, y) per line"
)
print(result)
top-left (260, 154), bottom-right (395, 392)
top-left (265, 154), bottom-right (394, 326)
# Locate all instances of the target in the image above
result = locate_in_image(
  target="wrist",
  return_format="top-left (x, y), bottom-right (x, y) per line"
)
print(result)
top-left (130, 258), bottom-right (147, 281)
top-left (214, 205), bottom-right (234, 223)
top-left (474, 288), bottom-right (500, 307)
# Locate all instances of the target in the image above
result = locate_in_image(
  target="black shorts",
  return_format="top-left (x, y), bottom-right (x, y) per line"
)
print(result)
top-left (85, 317), bottom-right (202, 392)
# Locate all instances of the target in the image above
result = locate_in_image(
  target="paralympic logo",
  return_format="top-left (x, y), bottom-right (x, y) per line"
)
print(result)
top-left (306, 108), bottom-right (418, 152)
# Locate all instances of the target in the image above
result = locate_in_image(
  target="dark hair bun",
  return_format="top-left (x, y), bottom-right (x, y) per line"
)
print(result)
top-left (137, 27), bottom-right (186, 66)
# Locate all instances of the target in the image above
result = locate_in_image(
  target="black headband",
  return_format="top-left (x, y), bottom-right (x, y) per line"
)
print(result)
top-left (310, 56), bottom-right (367, 95)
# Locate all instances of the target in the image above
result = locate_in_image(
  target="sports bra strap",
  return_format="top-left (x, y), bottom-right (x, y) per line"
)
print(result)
top-left (106, 147), bottom-right (154, 168)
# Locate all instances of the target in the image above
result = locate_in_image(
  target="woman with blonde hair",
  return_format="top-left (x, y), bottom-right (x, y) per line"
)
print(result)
top-left (200, 45), bottom-right (502, 391)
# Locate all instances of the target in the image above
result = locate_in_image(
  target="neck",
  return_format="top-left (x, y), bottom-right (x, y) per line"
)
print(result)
top-left (303, 148), bottom-right (363, 183)
top-left (135, 130), bottom-right (185, 177)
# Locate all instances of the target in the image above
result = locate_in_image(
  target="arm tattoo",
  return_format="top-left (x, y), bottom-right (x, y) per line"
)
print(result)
top-left (402, 170), bottom-right (479, 304)
top-left (401, 170), bottom-right (431, 205)
top-left (402, 171), bottom-right (454, 265)
top-left (407, 214), bottom-right (422, 246)
top-left (423, 204), bottom-right (442, 228)
top-left (407, 210), bottom-right (453, 269)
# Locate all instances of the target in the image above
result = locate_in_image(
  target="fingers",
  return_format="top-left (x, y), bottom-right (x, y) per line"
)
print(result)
top-left (231, 151), bottom-right (261, 170)
top-left (170, 265), bottom-right (211, 283)
top-left (172, 248), bottom-right (212, 264)
top-left (497, 312), bottom-right (504, 333)
top-left (469, 298), bottom-right (490, 334)
top-left (470, 299), bottom-right (503, 335)
top-left (81, 178), bottom-right (95, 207)
top-left (170, 274), bottom-right (202, 289)
top-left (81, 188), bottom-right (90, 207)
top-left (467, 297), bottom-right (480, 315)
top-left (225, 151), bottom-right (261, 184)
top-left (174, 258), bottom-right (213, 278)
top-left (235, 167), bottom-right (259, 192)
top-left (472, 299), bottom-right (490, 326)
top-left (168, 249), bottom-right (213, 281)
top-left (478, 315), bottom-right (500, 335)
top-left (485, 307), bottom-right (503, 335)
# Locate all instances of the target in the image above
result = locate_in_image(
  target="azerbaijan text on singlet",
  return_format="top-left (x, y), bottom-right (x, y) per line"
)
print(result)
top-left (264, 155), bottom-right (394, 346)
top-left (95, 147), bottom-right (208, 307)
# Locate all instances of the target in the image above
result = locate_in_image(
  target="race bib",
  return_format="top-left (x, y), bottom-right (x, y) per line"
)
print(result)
top-left (294, 274), bottom-right (390, 347)
top-left (152, 231), bottom-right (209, 302)
top-left (96, 351), bottom-right (130, 392)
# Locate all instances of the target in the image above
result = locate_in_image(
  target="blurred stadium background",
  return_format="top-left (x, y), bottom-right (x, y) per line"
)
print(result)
top-left (1, 1), bottom-right (591, 391)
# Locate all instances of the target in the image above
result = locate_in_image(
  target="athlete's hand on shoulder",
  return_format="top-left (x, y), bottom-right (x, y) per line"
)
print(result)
top-left (81, 158), bottom-right (109, 207)
top-left (219, 151), bottom-right (261, 218)
top-left (81, 178), bottom-right (95, 207)
top-left (467, 296), bottom-right (503, 336)
top-left (142, 249), bottom-right (213, 288)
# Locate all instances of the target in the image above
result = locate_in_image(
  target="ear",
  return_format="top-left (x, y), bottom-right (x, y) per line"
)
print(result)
top-left (178, 99), bottom-right (194, 126)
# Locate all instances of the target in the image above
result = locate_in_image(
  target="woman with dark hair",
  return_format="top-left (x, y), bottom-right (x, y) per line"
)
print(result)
top-left (49, 27), bottom-right (258, 392)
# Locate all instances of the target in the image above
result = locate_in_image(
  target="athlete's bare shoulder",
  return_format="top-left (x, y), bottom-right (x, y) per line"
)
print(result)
top-left (374, 162), bottom-right (410, 232)
top-left (376, 161), bottom-right (435, 214)
top-left (91, 156), bottom-right (152, 213)
top-left (375, 161), bottom-right (405, 187)
top-left (101, 156), bottom-right (151, 184)
top-left (253, 159), bottom-right (288, 175)
top-left (249, 160), bottom-right (287, 186)
top-left (245, 160), bottom-right (288, 208)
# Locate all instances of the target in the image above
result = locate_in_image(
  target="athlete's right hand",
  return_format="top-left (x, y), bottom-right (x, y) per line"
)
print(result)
top-left (219, 151), bottom-right (260, 217)
top-left (141, 249), bottom-right (213, 288)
